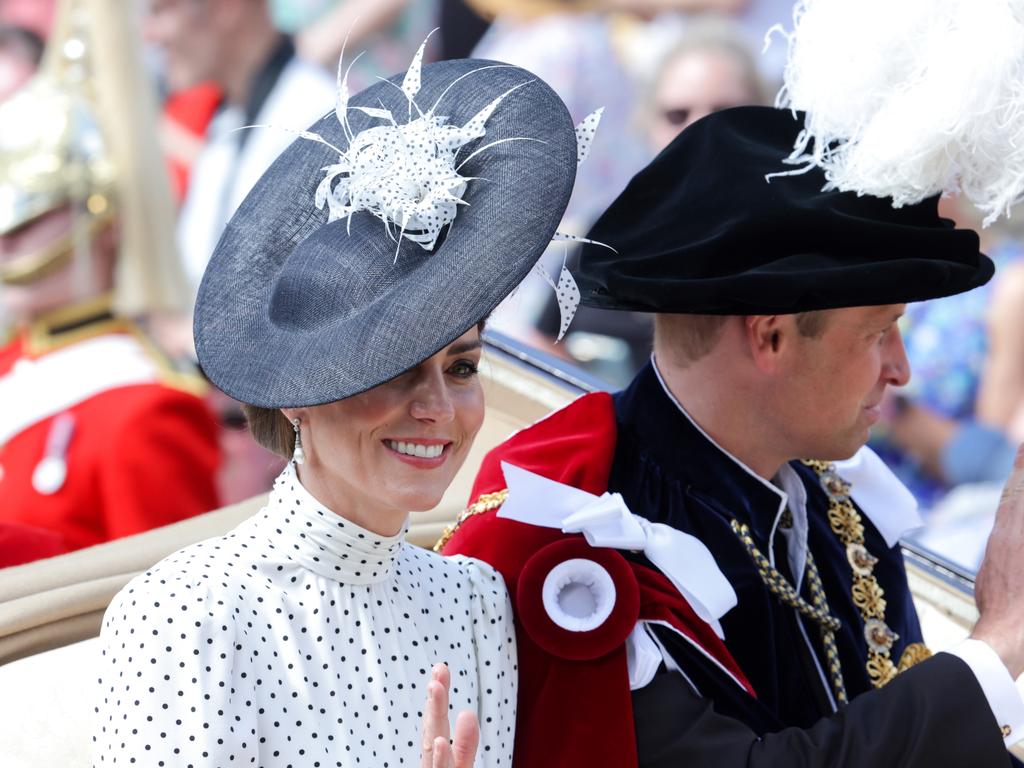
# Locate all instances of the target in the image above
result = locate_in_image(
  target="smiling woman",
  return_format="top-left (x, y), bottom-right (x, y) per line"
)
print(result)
top-left (241, 325), bottom-right (487, 533)
top-left (91, 40), bottom-right (585, 768)
top-left (247, 330), bottom-right (486, 536)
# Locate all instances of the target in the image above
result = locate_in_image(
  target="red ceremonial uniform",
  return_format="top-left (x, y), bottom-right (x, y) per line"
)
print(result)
top-left (0, 306), bottom-right (221, 566)
top-left (442, 392), bottom-right (753, 768)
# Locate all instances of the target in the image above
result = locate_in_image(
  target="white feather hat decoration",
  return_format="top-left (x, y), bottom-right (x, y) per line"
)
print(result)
top-left (775, 0), bottom-right (1024, 225)
top-left (245, 30), bottom-right (607, 339)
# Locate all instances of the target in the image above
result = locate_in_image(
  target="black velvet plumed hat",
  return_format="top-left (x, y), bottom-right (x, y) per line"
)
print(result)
top-left (576, 106), bottom-right (994, 314)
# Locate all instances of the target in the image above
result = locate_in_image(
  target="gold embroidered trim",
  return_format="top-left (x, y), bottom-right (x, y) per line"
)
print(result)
top-left (897, 642), bottom-right (933, 672)
top-left (802, 460), bottom-right (931, 690)
top-left (432, 489), bottom-right (509, 552)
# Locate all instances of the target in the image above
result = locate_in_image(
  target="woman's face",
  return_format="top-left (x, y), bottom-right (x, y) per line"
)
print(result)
top-left (285, 329), bottom-right (485, 534)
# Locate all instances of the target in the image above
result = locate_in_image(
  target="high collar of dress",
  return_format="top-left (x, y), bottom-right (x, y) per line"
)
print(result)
top-left (616, 358), bottom-right (793, 547)
top-left (266, 463), bottom-right (408, 585)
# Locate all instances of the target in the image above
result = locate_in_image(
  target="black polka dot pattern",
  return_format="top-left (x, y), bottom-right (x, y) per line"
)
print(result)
top-left (573, 107), bottom-right (603, 165)
top-left (311, 60), bottom-right (535, 257)
top-left (92, 464), bottom-right (517, 766)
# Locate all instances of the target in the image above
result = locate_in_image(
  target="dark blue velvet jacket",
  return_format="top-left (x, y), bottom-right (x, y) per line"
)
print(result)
top-left (611, 362), bottom-right (925, 733)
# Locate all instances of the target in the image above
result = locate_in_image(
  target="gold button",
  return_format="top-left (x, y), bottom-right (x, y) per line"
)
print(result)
top-left (1001, 725), bottom-right (1012, 738)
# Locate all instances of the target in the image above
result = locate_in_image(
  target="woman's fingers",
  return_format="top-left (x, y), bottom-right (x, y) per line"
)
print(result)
top-left (432, 661), bottom-right (451, 691)
top-left (451, 710), bottom-right (480, 768)
top-left (432, 737), bottom-right (452, 768)
top-left (420, 665), bottom-right (452, 768)
top-left (419, 664), bottom-right (479, 768)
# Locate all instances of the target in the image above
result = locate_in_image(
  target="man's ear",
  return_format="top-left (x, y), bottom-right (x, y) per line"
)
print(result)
top-left (743, 315), bottom-right (789, 374)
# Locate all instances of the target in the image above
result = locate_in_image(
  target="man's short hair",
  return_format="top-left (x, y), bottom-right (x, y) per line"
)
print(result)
top-left (654, 314), bottom-right (728, 366)
top-left (654, 310), bottom-right (830, 366)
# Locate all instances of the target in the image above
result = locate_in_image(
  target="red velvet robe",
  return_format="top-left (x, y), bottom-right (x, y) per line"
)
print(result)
top-left (444, 392), bottom-right (754, 768)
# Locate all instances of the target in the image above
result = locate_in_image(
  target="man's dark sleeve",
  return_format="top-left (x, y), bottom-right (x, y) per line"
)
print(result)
top-left (634, 653), bottom-right (1011, 768)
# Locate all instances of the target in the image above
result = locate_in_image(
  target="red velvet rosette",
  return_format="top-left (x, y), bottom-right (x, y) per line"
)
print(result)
top-left (516, 537), bottom-right (640, 661)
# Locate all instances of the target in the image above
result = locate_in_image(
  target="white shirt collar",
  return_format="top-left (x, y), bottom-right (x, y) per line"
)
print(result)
top-left (775, 464), bottom-right (809, 590)
top-left (834, 446), bottom-right (923, 547)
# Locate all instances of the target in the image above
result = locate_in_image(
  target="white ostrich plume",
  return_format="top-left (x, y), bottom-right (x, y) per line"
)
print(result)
top-left (774, 0), bottom-right (1024, 225)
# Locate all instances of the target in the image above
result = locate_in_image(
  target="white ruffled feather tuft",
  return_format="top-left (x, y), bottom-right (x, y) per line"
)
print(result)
top-left (777, 0), bottom-right (1024, 225)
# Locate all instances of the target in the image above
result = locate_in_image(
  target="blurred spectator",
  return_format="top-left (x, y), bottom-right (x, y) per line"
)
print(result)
top-left (530, 19), bottom-right (766, 386)
top-left (0, 0), bottom-right (221, 566)
top-left (0, 0), bottom-right (56, 39)
top-left (143, 0), bottom-right (334, 290)
top-left (470, 1), bottom-right (650, 358)
top-left (720, 0), bottom-right (794, 84)
top-left (471, 4), bottom-right (647, 230)
top-left (267, 0), bottom-right (334, 32)
top-left (0, 521), bottom-right (65, 568)
top-left (438, 0), bottom-right (490, 59)
top-left (978, 258), bottom-right (1024, 438)
top-left (645, 19), bottom-right (766, 152)
top-left (161, 82), bottom-right (223, 204)
top-left (614, 0), bottom-right (794, 87)
top-left (278, 0), bottom-right (437, 93)
top-left (0, 24), bottom-right (42, 101)
top-left (872, 197), bottom-right (1024, 511)
top-left (865, 197), bottom-right (1024, 571)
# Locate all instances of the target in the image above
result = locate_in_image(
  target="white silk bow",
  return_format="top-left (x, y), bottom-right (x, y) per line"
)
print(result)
top-left (498, 462), bottom-right (738, 639)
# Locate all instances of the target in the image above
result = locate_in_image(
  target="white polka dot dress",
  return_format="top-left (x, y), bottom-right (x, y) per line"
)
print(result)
top-left (92, 464), bottom-right (517, 767)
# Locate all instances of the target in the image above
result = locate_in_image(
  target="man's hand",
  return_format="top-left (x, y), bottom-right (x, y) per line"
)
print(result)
top-left (419, 663), bottom-right (480, 768)
top-left (971, 444), bottom-right (1024, 679)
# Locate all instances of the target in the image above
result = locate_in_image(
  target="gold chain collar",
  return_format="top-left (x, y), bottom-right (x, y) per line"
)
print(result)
top-left (433, 489), bottom-right (509, 552)
top-left (801, 460), bottom-right (931, 688)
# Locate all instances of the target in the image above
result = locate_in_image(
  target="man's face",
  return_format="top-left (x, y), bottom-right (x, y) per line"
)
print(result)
top-left (774, 305), bottom-right (910, 461)
top-left (143, 0), bottom-right (220, 92)
top-left (0, 206), bottom-right (116, 323)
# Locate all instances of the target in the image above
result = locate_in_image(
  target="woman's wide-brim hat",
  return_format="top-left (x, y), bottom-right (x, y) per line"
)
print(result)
top-left (576, 106), bottom-right (994, 315)
top-left (194, 57), bottom-right (577, 408)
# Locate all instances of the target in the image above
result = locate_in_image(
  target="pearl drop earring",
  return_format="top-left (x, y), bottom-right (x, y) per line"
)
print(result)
top-left (291, 418), bottom-right (305, 465)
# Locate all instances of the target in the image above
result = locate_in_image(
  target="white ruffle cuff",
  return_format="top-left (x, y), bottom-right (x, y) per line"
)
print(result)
top-left (541, 557), bottom-right (617, 632)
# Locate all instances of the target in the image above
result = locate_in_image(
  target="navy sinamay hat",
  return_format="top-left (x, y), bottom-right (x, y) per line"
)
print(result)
top-left (194, 58), bottom-right (576, 407)
top-left (576, 106), bottom-right (994, 315)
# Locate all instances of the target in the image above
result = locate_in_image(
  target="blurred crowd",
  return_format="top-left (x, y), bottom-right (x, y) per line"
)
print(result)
top-left (1, 0), bottom-right (1022, 571)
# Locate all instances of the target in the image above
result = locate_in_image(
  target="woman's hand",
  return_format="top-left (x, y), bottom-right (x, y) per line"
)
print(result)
top-left (419, 663), bottom-right (480, 768)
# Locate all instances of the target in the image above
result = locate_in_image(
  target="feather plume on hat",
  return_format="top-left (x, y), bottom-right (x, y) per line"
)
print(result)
top-left (774, 0), bottom-right (1024, 226)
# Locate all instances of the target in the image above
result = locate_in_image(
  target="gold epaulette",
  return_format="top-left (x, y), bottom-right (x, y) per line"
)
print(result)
top-left (25, 294), bottom-right (120, 354)
top-left (25, 295), bottom-right (206, 397)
